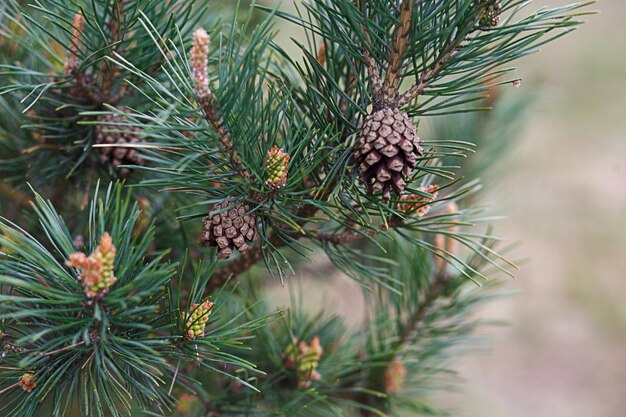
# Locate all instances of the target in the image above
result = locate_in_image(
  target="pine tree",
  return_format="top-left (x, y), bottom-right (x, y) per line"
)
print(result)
top-left (0, 1), bottom-right (593, 416)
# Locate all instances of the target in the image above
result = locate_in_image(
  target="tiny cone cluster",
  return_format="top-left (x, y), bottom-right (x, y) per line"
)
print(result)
top-left (384, 357), bottom-right (407, 394)
top-left (94, 109), bottom-right (145, 177)
top-left (478, 1), bottom-right (501, 29)
top-left (283, 336), bottom-right (324, 388)
top-left (397, 184), bottom-right (439, 216)
top-left (199, 201), bottom-right (257, 259)
top-left (184, 299), bottom-right (214, 340)
top-left (66, 232), bottom-right (117, 297)
top-left (265, 146), bottom-right (290, 188)
top-left (356, 107), bottom-right (423, 201)
top-left (18, 373), bottom-right (36, 393)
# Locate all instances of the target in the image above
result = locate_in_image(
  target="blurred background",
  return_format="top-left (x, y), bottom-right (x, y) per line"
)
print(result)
top-left (264, 1), bottom-right (626, 416)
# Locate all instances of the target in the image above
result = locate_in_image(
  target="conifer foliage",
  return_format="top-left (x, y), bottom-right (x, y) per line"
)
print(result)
top-left (0, 0), bottom-right (592, 416)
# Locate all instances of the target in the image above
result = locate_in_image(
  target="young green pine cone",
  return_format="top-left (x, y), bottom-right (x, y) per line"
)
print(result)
top-left (199, 201), bottom-right (257, 259)
top-left (94, 108), bottom-right (145, 177)
top-left (66, 232), bottom-right (117, 297)
top-left (356, 108), bottom-right (423, 201)
top-left (184, 299), bottom-right (214, 340)
top-left (283, 336), bottom-right (324, 388)
top-left (91, 233), bottom-right (116, 293)
top-left (265, 146), bottom-right (290, 188)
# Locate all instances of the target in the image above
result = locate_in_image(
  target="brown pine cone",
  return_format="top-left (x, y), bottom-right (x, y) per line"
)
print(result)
top-left (199, 201), bottom-right (257, 259)
top-left (355, 107), bottom-right (423, 201)
top-left (94, 108), bottom-right (144, 177)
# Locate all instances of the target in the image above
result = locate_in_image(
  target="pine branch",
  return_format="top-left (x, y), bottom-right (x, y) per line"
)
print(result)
top-left (396, 271), bottom-right (448, 348)
top-left (198, 97), bottom-right (253, 183)
top-left (397, 2), bottom-right (493, 108)
top-left (381, 0), bottom-right (415, 103)
top-left (101, 0), bottom-right (126, 98)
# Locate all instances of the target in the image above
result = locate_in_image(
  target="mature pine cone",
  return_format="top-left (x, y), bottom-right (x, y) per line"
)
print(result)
top-left (199, 201), bottom-right (257, 259)
top-left (356, 107), bottom-right (423, 201)
top-left (94, 109), bottom-right (144, 177)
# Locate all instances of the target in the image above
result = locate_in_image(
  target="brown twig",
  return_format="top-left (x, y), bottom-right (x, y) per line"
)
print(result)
top-left (0, 381), bottom-right (21, 395)
top-left (397, 273), bottom-right (447, 347)
top-left (81, 350), bottom-right (95, 370)
top-left (43, 341), bottom-right (85, 357)
top-left (381, 0), bottom-right (415, 103)
top-left (198, 98), bottom-right (252, 182)
top-left (396, 2), bottom-right (494, 107)
top-left (101, 0), bottom-right (125, 99)
top-left (358, 272), bottom-right (449, 417)
top-left (363, 50), bottom-right (384, 110)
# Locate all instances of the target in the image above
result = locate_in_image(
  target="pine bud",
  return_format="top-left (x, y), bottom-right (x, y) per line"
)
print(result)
top-left (133, 197), bottom-right (151, 237)
top-left (66, 232), bottom-right (117, 297)
top-left (18, 373), bottom-right (36, 393)
top-left (264, 146), bottom-right (290, 189)
top-left (184, 299), bottom-right (214, 340)
top-left (384, 357), bottom-right (406, 394)
top-left (190, 28), bottom-right (212, 102)
top-left (397, 184), bottom-right (439, 216)
top-left (477, 1), bottom-right (501, 29)
top-left (283, 336), bottom-right (324, 388)
top-left (64, 13), bottom-right (85, 76)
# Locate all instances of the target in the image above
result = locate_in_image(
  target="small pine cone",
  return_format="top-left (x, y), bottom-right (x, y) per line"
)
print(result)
top-left (94, 108), bottom-right (145, 177)
top-left (356, 107), bottom-right (423, 201)
top-left (265, 146), bottom-right (290, 188)
top-left (184, 299), bottom-right (214, 340)
top-left (199, 201), bottom-right (257, 259)
top-left (19, 373), bottom-right (37, 393)
top-left (67, 232), bottom-right (117, 297)
top-left (384, 357), bottom-right (406, 394)
top-left (478, 1), bottom-right (501, 29)
top-left (397, 184), bottom-right (439, 216)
